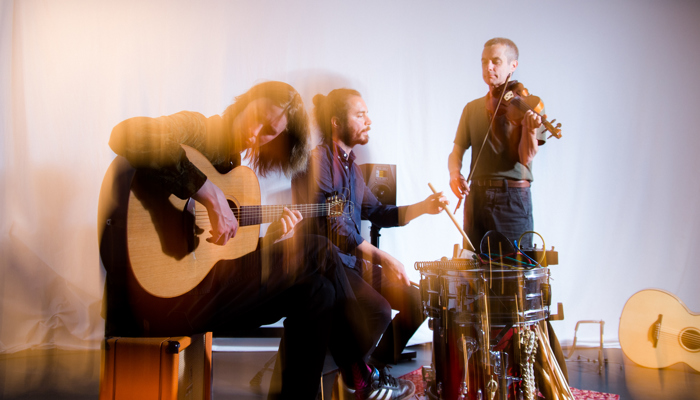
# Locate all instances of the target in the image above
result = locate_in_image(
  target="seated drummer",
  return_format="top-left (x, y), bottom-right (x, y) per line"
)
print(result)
top-left (292, 88), bottom-right (448, 400)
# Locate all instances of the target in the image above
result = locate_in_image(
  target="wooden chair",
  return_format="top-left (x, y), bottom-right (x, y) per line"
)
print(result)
top-left (99, 332), bottom-right (212, 400)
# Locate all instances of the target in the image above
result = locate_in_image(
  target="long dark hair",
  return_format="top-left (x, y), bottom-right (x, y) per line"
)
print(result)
top-left (222, 81), bottom-right (310, 177)
top-left (313, 88), bottom-right (361, 144)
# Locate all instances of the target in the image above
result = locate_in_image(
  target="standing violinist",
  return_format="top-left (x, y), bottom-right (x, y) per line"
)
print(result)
top-left (447, 37), bottom-right (569, 392)
top-left (448, 37), bottom-right (545, 251)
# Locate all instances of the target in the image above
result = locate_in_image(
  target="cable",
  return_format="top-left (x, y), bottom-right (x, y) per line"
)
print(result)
top-left (517, 230), bottom-right (547, 267)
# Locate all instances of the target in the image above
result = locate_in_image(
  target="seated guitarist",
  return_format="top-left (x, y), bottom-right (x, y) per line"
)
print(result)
top-left (104, 81), bottom-right (351, 399)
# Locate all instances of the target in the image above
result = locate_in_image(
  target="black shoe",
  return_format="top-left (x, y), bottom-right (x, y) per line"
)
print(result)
top-left (340, 366), bottom-right (415, 400)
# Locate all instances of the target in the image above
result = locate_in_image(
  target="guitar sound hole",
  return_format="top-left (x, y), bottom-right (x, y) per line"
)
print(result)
top-left (228, 199), bottom-right (238, 212)
top-left (228, 200), bottom-right (240, 224)
top-left (680, 328), bottom-right (700, 352)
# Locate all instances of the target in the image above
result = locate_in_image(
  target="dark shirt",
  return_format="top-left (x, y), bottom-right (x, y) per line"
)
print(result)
top-left (109, 111), bottom-right (240, 199)
top-left (292, 141), bottom-right (400, 269)
top-left (454, 95), bottom-right (546, 182)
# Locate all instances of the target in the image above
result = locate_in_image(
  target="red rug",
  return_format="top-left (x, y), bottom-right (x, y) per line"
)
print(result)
top-left (399, 369), bottom-right (620, 400)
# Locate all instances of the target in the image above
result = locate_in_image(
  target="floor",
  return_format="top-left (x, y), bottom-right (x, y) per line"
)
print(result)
top-left (0, 339), bottom-right (699, 400)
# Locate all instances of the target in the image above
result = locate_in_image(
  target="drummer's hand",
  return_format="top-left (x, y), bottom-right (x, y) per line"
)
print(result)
top-left (380, 252), bottom-right (411, 287)
top-left (422, 192), bottom-right (449, 214)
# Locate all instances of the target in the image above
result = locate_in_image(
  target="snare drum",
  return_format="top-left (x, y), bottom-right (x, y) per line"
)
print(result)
top-left (441, 267), bottom-right (549, 327)
top-left (416, 260), bottom-right (550, 400)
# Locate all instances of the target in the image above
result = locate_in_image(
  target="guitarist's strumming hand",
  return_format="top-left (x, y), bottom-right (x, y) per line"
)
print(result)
top-left (192, 179), bottom-right (239, 245)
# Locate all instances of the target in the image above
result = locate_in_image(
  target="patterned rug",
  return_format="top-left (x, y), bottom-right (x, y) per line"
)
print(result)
top-left (399, 369), bottom-right (620, 400)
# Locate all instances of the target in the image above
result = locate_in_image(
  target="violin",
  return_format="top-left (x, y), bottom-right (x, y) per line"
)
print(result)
top-left (486, 80), bottom-right (562, 139)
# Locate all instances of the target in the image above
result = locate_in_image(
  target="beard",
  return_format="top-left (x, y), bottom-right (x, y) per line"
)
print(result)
top-left (338, 123), bottom-right (369, 148)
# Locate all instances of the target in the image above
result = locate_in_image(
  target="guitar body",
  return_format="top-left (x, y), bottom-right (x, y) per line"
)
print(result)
top-left (98, 145), bottom-right (261, 298)
top-left (126, 146), bottom-right (261, 298)
top-left (99, 145), bottom-right (345, 299)
top-left (619, 289), bottom-right (700, 371)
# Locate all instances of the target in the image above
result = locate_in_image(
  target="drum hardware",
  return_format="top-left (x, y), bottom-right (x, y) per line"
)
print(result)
top-left (498, 351), bottom-right (508, 400)
top-left (481, 278), bottom-right (499, 400)
top-left (459, 334), bottom-right (477, 400)
top-left (416, 240), bottom-right (569, 400)
top-left (422, 365), bottom-right (436, 398)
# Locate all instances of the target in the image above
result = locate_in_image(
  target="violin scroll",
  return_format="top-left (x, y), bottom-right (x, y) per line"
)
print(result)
top-left (543, 119), bottom-right (562, 139)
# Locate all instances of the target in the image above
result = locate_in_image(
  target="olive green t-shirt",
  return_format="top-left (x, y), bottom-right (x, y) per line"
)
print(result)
top-left (454, 96), bottom-right (546, 182)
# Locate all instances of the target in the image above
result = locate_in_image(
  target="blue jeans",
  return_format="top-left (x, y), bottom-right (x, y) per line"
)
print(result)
top-left (465, 184), bottom-right (534, 253)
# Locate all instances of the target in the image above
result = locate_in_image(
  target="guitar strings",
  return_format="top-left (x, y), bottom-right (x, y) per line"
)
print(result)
top-left (193, 204), bottom-right (336, 221)
top-left (657, 329), bottom-right (700, 347)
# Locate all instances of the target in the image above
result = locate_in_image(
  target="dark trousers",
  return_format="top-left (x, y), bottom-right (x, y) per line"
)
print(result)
top-left (328, 261), bottom-right (425, 388)
top-left (465, 184), bottom-right (534, 252)
top-left (329, 265), bottom-right (392, 380)
top-left (105, 234), bottom-right (347, 400)
top-left (464, 184), bottom-right (569, 383)
top-left (359, 261), bottom-right (425, 365)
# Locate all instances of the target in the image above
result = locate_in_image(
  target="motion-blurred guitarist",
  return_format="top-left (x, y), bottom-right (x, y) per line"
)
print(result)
top-left (99, 81), bottom-right (350, 400)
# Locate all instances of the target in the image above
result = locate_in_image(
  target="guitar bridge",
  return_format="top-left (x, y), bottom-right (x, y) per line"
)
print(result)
top-left (650, 314), bottom-right (663, 348)
top-left (183, 198), bottom-right (199, 253)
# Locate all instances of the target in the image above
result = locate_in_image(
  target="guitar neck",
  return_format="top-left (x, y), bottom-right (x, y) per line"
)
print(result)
top-left (235, 204), bottom-right (333, 226)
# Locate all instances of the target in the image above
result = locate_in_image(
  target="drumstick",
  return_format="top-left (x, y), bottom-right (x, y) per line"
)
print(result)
top-left (488, 237), bottom-right (492, 289)
top-left (499, 242), bottom-right (504, 295)
top-left (428, 183), bottom-right (476, 251)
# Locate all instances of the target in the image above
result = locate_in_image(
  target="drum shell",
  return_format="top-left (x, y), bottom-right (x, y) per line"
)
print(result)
top-left (415, 262), bottom-right (551, 400)
top-left (441, 268), bottom-right (549, 326)
top-left (419, 269), bottom-right (441, 318)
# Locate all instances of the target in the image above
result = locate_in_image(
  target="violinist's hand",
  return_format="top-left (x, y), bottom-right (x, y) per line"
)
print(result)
top-left (450, 172), bottom-right (469, 199)
top-left (519, 110), bottom-right (542, 165)
top-left (193, 179), bottom-right (238, 245)
top-left (522, 110), bottom-right (543, 133)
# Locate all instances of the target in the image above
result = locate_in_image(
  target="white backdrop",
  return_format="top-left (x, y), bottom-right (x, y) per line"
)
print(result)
top-left (2, 0), bottom-right (699, 353)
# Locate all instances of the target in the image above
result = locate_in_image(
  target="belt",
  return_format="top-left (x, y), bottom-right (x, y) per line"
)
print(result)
top-left (473, 179), bottom-right (531, 188)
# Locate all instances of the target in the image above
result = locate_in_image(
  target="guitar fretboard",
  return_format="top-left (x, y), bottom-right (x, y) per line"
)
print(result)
top-left (234, 204), bottom-right (335, 226)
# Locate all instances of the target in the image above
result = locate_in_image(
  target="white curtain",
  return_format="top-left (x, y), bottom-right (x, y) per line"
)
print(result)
top-left (2, 0), bottom-right (699, 353)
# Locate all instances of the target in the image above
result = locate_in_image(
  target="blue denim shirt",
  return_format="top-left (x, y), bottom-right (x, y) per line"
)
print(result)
top-left (292, 141), bottom-right (400, 269)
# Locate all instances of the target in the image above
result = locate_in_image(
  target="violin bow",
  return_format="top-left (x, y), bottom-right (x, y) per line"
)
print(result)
top-left (467, 73), bottom-right (512, 185)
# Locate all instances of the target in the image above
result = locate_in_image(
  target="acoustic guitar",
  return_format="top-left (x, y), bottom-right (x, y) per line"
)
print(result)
top-left (98, 145), bottom-right (346, 298)
top-left (619, 289), bottom-right (700, 372)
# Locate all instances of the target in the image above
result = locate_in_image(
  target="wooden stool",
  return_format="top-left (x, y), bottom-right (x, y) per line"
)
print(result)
top-left (99, 332), bottom-right (212, 400)
top-left (566, 320), bottom-right (605, 374)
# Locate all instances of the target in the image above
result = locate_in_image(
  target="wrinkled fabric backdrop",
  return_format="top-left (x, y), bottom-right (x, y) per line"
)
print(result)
top-left (2, 0), bottom-right (699, 353)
